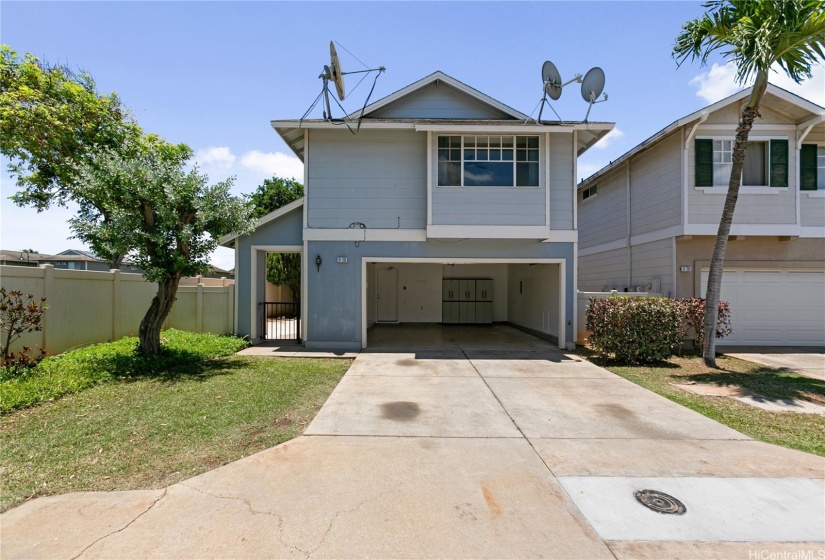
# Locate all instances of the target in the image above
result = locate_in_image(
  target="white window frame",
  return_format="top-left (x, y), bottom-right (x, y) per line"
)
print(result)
top-left (697, 135), bottom-right (789, 193)
top-left (436, 134), bottom-right (540, 189)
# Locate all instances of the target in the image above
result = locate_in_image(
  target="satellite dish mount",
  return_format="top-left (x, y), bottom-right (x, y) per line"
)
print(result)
top-left (580, 66), bottom-right (608, 123)
top-left (315, 41), bottom-right (385, 122)
top-left (535, 60), bottom-right (582, 122)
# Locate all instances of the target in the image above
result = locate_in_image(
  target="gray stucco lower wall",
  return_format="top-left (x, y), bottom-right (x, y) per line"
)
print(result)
top-left (306, 239), bottom-right (575, 349)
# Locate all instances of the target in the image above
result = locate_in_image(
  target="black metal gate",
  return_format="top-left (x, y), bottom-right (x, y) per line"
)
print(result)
top-left (259, 302), bottom-right (301, 343)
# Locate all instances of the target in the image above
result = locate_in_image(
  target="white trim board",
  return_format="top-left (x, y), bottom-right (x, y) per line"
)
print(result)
top-left (220, 197), bottom-right (304, 246)
top-left (426, 225), bottom-right (554, 239)
top-left (303, 228), bottom-right (427, 242)
top-left (249, 245), bottom-right (302, 343)
top-left (359, 257), bottom-right (569, 350)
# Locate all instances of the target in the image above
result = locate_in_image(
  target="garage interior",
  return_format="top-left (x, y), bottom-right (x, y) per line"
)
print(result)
top-left (365, 262), bottom-right (563, 347)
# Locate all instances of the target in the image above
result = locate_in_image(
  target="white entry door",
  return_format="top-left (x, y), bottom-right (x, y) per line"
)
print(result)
top-left (377, 268), bottom-right (398, 322)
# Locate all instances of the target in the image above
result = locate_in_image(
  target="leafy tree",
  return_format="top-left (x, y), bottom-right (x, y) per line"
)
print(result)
top-left (71, 137), bottom-right (254, 355)
top-left (673, 0), bottom-right (825, 367)
top-left (250, 177), bottom-right (303, 303)
top-left (0, 45), bottom-right (141, 268)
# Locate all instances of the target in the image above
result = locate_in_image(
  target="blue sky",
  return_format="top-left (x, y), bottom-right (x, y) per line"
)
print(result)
top-left (2, 1), bottom-right (823, 270)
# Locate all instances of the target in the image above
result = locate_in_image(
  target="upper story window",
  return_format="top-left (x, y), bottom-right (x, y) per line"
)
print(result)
top-left (437, 135), bottom-right (539, 187)
top-left (801, 144), bottom-right (825, 190)
top-left (581, 184), bottom-right (598, 201)
top-left (696, 138), bottom-right (787, 188)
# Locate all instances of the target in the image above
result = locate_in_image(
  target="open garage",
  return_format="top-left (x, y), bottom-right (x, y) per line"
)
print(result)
top-left (363, 259), bottom-right (567, 349)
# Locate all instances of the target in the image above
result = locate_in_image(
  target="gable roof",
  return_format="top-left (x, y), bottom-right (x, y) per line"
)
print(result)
top-left (350, 71), bottom-right (529, 121)
top-left (220, 197), bottom-right (304, 246)
top-left (579, 82), bottom-right (825, 188)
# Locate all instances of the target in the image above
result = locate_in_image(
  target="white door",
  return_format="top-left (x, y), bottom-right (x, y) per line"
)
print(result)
top-left (701, 269), bottom-right (825, 346)
top-left (377, 268), bottom-right (398, 323)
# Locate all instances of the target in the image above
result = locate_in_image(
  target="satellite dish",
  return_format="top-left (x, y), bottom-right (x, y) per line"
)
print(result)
top-left (542, 60), bottom-right (562, 101)
top-left (301, 40), bottom-right (386, 126)
top-left (581, 67), bottom-right (605, 103)
top-left (329, 41), bottom-right (346, 101)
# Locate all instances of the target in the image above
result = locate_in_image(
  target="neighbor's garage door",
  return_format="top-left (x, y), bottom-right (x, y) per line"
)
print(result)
top-left (701, 269), bottom-right (825, 346)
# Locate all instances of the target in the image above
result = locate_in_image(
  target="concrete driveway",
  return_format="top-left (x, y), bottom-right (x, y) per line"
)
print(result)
top-left (722, 346), bottom-right (825, 381)
top-left (3, 325), bottom-right (824, 559)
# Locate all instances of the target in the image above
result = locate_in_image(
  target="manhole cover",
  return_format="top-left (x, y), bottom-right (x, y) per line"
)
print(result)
top-left (634, 489), bottom-right (686, 515)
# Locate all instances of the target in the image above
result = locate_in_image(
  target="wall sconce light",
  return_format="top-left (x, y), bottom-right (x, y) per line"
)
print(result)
top-left (315, 255), bottom-right (322, 272)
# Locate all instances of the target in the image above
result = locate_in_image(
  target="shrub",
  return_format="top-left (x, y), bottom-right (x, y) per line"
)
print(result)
top-left (677, 298), bottom-right (733, 350)
top-left (0, 329), bottom-right (249, 413)
top-left (586, 296), bottom-right (683, 363)
top-left (0, 288), bottom-right (48, 376)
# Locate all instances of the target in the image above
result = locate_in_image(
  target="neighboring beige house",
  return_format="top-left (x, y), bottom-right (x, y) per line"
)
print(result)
top-left (577, 84), bottom-right (825, 346)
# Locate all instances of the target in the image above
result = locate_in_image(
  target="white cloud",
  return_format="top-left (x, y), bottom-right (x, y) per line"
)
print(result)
top-left (689, 61), bottom-right (825, 106)
top-left (689, 62), bottom-right (739, 104)
top-left (240, 150), bottom-right (304, 181)
top-left (770, 63), bottom-right (825, 106)
top-left (194, 146), bottom-right (236, 168)
top-left (592, 127), bottom-right (624, 150)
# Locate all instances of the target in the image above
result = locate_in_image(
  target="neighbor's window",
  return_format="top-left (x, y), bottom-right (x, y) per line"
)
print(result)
top-left (437, 135), bottom-right (539, 187)
top-left (800, 144), bottom-right (825, 190)
top-left (581, 184), bottom-right (598, 200)
top-left (820, 146), bottom-right (825, 190)
top-left (742, 142), bottom-right (767, 186)
top-left (696, 138), bottom-right (787, 187)
top-left (712, 139), bottom-right (733, 185)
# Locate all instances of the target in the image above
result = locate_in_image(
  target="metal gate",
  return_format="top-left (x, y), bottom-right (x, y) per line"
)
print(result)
top-left (259, 302), bottom-right (301, 343)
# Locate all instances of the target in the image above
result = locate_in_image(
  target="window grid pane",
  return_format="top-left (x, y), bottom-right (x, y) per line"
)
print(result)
top-left (438, 135), bottom-right (539, 187)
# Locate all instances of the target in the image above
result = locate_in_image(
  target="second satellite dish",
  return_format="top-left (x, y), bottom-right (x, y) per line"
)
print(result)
top-left (581, 67), bottom-right (605, 103)
top-left (329, 41), bottom-right (345, 101)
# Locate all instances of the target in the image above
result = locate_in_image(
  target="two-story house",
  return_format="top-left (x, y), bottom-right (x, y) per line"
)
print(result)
top-left (577, 84), bottom-right (825, 346)
top-left (223, 71), bottom-right (613, 350)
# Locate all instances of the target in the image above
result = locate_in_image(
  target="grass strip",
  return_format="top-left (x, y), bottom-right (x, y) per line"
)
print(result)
top-left (581, 351), bottom-right (825, 457)
top-left (1, 355), bottom-right (349, 512)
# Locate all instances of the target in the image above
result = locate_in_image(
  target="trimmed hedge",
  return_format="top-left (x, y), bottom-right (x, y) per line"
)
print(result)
top-left (586, 297), bottom-right (683, 363)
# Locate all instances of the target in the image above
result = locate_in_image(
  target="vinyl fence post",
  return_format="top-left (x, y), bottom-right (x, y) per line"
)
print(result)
top-left (196, 282), bottom-right (204, 332)
top-left (111, 269), bottom-right (121, 341)
top-left (40, 264), bottom-right (54, 353)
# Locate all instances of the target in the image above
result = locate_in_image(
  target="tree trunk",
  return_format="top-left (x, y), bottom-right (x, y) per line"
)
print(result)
top-left (702, 76), bottom-right (768, 367)
top-left (108, 252), bottom-right (125, 271)
top-left (138, 273), bottom-right (181, 355)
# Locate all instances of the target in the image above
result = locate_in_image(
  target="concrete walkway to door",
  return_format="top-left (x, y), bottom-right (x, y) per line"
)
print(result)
top-left (3, 325), bottom-right (824, 559)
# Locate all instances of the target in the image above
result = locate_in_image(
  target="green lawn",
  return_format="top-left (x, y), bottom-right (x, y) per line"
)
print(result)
top-left (0, 332), bottom-right (350, 512)
top-left (580, 350), bottom-right (825, 456)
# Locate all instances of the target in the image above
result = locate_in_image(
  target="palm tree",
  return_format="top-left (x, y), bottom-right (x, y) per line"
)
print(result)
top-left (673, 0), bottom-right (825, 367)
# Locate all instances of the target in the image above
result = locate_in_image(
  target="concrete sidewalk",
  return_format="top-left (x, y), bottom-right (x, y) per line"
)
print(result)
top-left (3, 327), bottom-right (824, 559)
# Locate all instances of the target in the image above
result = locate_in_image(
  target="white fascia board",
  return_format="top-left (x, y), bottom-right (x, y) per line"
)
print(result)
top-left (303, 228), bottom-right (427, 242)
top-left (220, 197), bottom-right (305, 246)
top-left (800, 226), bottom-right (825, 238)
top-left (541, 231), bottom-right (578, 243)
top-left (272, 120), bottom-right (417, 130)
top-left (351, 71), bottom-right (529, 121)
top-left (426, 225), bottom-right (551, 239)
top-left (684, 224), bottom-right (820, 237)
top-left (416, 124), bottom-right (572, 133)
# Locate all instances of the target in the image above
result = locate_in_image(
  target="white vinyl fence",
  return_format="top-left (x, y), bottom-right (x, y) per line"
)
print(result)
top-left (0, 265), bottom-right (235, 355)
top-left (576, 290), bottom-right (662, 344)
